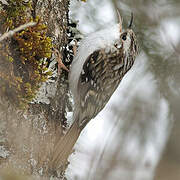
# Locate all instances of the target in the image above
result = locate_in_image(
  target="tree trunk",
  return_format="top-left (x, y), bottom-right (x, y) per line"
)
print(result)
top-left (0, 0), bottom-right (78, 179)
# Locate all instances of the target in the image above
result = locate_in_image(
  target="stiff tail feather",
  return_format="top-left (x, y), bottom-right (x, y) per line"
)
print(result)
top-left (50, 121), bottom-right (81, 170)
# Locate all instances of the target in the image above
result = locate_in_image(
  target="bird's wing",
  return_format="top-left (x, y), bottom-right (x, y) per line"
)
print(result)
top-left (77, 47), bottom-right (126, 125)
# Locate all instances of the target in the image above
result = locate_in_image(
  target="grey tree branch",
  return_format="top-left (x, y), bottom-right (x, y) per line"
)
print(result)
top-left (0, 22), bottom-right (37, 41)
top-left (0, 0), bottom-right (8, 5)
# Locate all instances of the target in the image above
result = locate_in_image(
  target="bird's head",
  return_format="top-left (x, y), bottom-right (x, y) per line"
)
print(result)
top-left (117, 12), bottom-right (139, 56)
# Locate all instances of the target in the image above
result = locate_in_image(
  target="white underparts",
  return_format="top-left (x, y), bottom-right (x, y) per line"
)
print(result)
top-left (69, 24), bottom-right (121, 103)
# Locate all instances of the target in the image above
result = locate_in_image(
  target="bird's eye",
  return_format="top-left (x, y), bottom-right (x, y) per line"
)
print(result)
top-left (122, 34), bottom-right (127, 41)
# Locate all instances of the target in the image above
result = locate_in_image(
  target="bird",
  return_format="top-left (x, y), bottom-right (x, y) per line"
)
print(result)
top-left (51, 11), bottom-right (139, 169)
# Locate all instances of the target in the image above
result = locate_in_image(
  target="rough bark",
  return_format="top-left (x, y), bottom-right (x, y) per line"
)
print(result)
top-left (0, 0), bottom-right (78, 179)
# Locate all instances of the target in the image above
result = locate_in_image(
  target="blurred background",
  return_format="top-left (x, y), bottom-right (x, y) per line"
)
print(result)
top-left (67, 0), bottom-right (180, 179)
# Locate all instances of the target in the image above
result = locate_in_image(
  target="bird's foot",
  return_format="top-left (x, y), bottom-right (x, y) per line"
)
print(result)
top-left (54, 48), bottom-right (69, 75)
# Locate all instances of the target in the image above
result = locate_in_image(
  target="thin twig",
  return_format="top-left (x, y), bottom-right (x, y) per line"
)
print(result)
top-left (0, 22), bottom-right (37, 42)
top-left (0, 0), bottom-right (8, 5)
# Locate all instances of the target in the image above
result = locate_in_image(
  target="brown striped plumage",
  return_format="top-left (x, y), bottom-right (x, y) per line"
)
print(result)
top-left (77, 29), bottom-right (139, 126)
top-left (51, 14), bottom-right (139, 168)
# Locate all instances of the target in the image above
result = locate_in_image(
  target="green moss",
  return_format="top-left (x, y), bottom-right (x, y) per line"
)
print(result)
top-left (0, 0), bottom-right (53, 108)
top-left (0, 0), bottom-right (31, 30)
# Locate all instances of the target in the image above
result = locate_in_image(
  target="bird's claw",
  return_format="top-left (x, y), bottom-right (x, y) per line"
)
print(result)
top-left (54, 48), bottom-right (69, 75)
